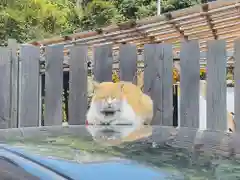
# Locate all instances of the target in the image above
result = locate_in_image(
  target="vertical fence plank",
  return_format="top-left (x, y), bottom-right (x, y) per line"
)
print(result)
top-left (119, 44), bottom-right (137, 83)
top-left (234, 38), bottom-right (240, 131)
top-left (180, 40), bottom-right (200, 128)
top-left (44, 44), bottom-right (64, 126)
top-left (206, 40), bottom-right (227, 131)
top-left (68, 46), bottom-right (88, 125)
top-left (144, 43), bottom-right (173, 125)
top-left (0, 47), bottom-right (11, 129)
top-left (19, 45), bottom-right (40, 127)
top-left (93, 44), bottom-right (113, 82)
top-left (8, 39), bottom-right (19, 128)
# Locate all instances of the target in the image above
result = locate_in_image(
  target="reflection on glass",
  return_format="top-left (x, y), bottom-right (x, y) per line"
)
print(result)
top-left (2, 126), bottom-right (240, 179)
top-left (86, 125), bottom-right (152, 146)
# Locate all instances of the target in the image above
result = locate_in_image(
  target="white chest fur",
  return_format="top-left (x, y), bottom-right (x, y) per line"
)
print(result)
top-left (86, 99), bottom-right (145, 141)
top-left (86, 99), bottom-right (143, 126)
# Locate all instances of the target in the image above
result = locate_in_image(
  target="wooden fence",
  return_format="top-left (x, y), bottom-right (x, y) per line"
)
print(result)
top-left (0, 39), bottom-right (239, 132)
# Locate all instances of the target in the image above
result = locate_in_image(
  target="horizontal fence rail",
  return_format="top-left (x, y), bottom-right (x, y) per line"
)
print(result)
top-left (0, 39), bottom-right (239, 133)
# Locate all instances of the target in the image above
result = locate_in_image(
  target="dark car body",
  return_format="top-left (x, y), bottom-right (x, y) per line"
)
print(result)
top-left (0, 125), bottom-right (239, 180)
top-left (0, 144), bottom-right (184, 180)
top-left (0, 125), bottom-right (186, 180)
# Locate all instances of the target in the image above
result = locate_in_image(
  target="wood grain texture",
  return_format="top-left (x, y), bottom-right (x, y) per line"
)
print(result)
top-left (19, 45), bottom-right (40, 127)
top-left (206, 40), bottom-right (227, 131)
top-left (68, 46), bottom-right (88, 125)
top-left (119, 44), bottom-right (137, 83)
top-left (8, 39), bottom-right (19, 128)
top-left (0, 47), bottom-right (11, 129)
top-left (180, 40), bottom-right (200, 128)
top-left (93, 44), bottom-right (113, 82)
top-left (44, 44), bottom-right (64, 126)
top-left (234, 38), bottom-right (240, 132)
top-left (144, 44), bottom-right (173, 125)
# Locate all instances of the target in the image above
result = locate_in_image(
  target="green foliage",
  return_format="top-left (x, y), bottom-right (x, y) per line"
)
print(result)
top-left (161, 0), bottom-right (199, 13)
top-left (0, 0), bottom-right (81, 43)
top-left (78, 0), bottom-right (124, 30)
top-left (0, 0), bottom-right (201, 44)
top-left (0, 0), bottom-right (203, 122)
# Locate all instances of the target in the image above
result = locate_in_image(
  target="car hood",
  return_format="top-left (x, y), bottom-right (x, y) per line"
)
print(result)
top-left (1, 125), bottom-right (229, 180)
top-left (0, 125), bottom-right (185, 180)
top-left (0, 144), bottom-right (183, 180)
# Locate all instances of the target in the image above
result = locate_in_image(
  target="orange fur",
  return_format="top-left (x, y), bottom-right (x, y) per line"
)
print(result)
top-left (86, 81), bottom-right (154, 146)
top-left (92, 81), bottom-right (153, 124)
top-left (93, 126), bottom-right (153, 146)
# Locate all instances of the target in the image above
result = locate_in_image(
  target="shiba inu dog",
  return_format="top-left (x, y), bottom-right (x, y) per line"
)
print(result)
top-left (86, 81), bottom-right (153, 145)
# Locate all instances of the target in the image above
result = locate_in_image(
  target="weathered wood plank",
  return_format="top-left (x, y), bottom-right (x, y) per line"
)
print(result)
top-left (180, 40), bottom-right (200, 128)
top-left (8, 39), bottom-right (19, 128)
top-left (19, 45), bottom-right (40, 127)
top-left (0, 47), bottom-right (11, 129)
top-left (206, 40), bottom-right (227, 131)
top-left (44, 44), bottom-right (64, 126)
top-left (68, 46), bottom-right (88, 125)
top-left (234, 38), bottom-right (240, 132)
top-left (93, 44), bottom-right (113, 82)
top-left (144, 44), bottom-right (173, 125)
top-left (119, 44), bottom-right (137, 83)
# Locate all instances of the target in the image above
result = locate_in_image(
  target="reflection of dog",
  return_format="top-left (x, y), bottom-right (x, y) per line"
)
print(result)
top-left (86, 81), bottom-right (153, 145)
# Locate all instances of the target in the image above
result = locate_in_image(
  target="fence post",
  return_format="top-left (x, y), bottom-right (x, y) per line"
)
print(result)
top-left (180, 40), bottom-right (200, 128)
top-left (93, 44), bottom-right (113, 82)
top-left (206, 40), bottom-right (227, 131)
top-left (68, 45), bottom-right (88, 125)
top-left (8, 39), bottom-right (18, 128)
top-left (19, 44), bottom-right (40, 127)
top-left (119, 44), bottom-right (137, 83)
top-left (0, 46), bottom-right (11, 129)
top-left (44, 44), bottom-right (64, 126)
top-left (234, 38), bottom-right (240, 132)
top-left (144, 43), bottom-right (173, 125)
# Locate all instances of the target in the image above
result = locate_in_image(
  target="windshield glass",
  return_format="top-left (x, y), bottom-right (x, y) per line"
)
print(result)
top-left (1, 125), bottom-right (240, 179)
